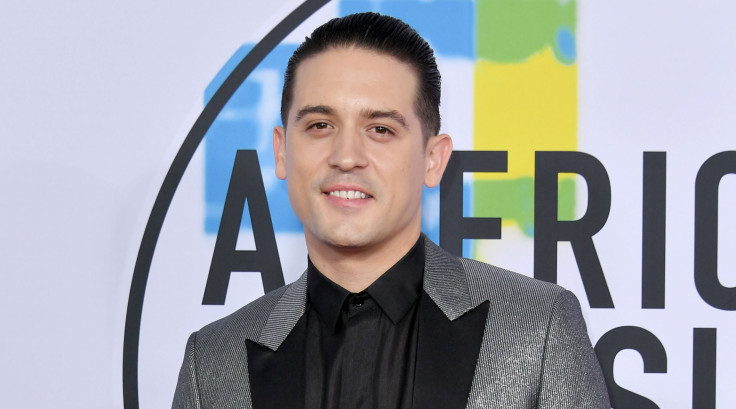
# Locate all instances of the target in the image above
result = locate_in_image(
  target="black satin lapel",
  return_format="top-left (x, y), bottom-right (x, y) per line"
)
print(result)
top-left (246, 316), bottom-right (306, 409)
top-left (413, 293), bottom-right (489, 409)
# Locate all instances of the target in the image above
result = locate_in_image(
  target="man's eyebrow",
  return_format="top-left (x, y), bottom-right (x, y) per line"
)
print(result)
top-left (294, 105), bottom-right (334, 122)
top-left (362, 109), bottom-right (409, 130)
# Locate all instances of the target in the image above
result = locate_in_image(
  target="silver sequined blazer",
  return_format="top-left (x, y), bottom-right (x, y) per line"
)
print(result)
top-left (173, 236), bottom-right (610, 408)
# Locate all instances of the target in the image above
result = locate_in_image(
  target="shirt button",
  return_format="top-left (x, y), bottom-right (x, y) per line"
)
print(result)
top-left (353, 296), bottom-right (364, 307)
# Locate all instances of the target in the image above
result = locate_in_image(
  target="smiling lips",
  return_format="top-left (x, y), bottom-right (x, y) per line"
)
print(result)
top-left (327, 190), bottom-right (372, 199)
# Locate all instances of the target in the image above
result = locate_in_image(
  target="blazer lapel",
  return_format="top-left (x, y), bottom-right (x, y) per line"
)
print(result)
top-left (413, 238), bottom-right (489, 409)
top-left (246, 273), bottom-right (308, 409)
top-left (242, 239), bottom-right (489, 409)
top-left (246, 326), bottom-right (305, 409)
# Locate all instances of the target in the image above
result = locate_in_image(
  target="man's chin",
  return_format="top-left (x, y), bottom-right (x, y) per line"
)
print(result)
top-left (312, 230), bottom-right (376, 251)
top-left (326, 236), bottom-right (371, 250)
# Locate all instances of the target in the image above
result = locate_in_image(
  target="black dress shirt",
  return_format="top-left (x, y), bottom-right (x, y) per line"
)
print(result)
top-left (304, 236), bottom-right (425, 409)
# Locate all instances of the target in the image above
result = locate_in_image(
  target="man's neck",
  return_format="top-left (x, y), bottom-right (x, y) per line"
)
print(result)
top-left (305, 232), bottom-right (422, 293)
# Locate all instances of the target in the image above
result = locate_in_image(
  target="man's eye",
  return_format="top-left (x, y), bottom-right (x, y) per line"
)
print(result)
top-left (309, 122), bottom-right (330, 130)
top-left (372, 126), bottom-right (391, 135)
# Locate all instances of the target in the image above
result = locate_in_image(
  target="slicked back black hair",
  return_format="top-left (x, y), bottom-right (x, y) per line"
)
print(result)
top-left (281, 12), bottom-right (441, 139)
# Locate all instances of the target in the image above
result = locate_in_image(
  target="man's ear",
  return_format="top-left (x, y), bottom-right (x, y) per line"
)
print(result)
top-left (424, 133), bottom-right (453, 188)
top-left (273, 126), bottom-right (287, 180)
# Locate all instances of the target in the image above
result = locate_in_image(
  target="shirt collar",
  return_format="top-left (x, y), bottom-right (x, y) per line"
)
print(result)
top-left (307, 235), bottom-right (425, 332)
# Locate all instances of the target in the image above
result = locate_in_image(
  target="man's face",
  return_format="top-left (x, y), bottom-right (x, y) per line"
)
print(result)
top-left (273, 47), bottom-right (450, 254)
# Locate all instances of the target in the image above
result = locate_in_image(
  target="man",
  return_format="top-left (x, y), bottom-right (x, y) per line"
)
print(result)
top-left (173, 12), bottom-right (610, 409)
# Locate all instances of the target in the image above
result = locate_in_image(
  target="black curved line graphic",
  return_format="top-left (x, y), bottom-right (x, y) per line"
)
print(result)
top-left (122, 1), bottom-right (330, 408)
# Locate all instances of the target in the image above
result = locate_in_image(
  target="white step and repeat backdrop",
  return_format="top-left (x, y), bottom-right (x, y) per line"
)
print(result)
top-left (1, 1), bottom-right (734, 408)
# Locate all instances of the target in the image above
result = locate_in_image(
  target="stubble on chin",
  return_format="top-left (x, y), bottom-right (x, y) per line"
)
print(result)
top-left (309, 220), bottom-right (373, 251)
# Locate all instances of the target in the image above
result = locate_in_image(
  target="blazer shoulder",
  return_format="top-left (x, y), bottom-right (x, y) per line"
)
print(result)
top-left (422, 236), bottom-right (574, 320)
top-left (459, 257), bottom-right (568, 312)
top-left (457, 258), bottom-right (608, 407)
top-left (173, 281), bottom-right (302, 409)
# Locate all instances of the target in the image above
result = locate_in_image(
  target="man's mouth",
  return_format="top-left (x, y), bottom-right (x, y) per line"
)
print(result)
top-left (326, 190), bottom-right (372, 199)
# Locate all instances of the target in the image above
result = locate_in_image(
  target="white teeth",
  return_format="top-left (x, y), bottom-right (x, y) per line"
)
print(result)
top-left (328, 190), bottom-right (368, 199)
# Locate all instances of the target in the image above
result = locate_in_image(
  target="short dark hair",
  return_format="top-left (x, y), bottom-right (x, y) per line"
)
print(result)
top-left (281, 12), bottom-right (441, 139)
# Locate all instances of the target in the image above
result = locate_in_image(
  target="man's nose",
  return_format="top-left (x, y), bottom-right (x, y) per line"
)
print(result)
top-left (326, 131), bottom-right (368, 171)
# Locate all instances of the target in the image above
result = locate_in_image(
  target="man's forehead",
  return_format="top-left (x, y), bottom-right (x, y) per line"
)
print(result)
top-left (288, 47), bottom-right (419, 119)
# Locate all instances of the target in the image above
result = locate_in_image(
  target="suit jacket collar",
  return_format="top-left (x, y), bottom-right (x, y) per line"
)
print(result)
top-left (253, 236), bottom-right (484, 351)
top-left (255, 272), bottom-right (307, 351)
top-left (247, 235), bottom-right (488, 409)
top-left (414, 237), bottom-right (490, 409)
top-left (422, 236), bottom-right (487, 320)
top-left (253, 234), bottom-right (484, 351)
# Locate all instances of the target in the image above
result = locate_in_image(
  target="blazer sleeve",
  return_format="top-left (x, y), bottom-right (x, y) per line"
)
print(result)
top-left (537, 290), bottom-right (611, 408)
top-left (172, 332), bottom-right (201, 409)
